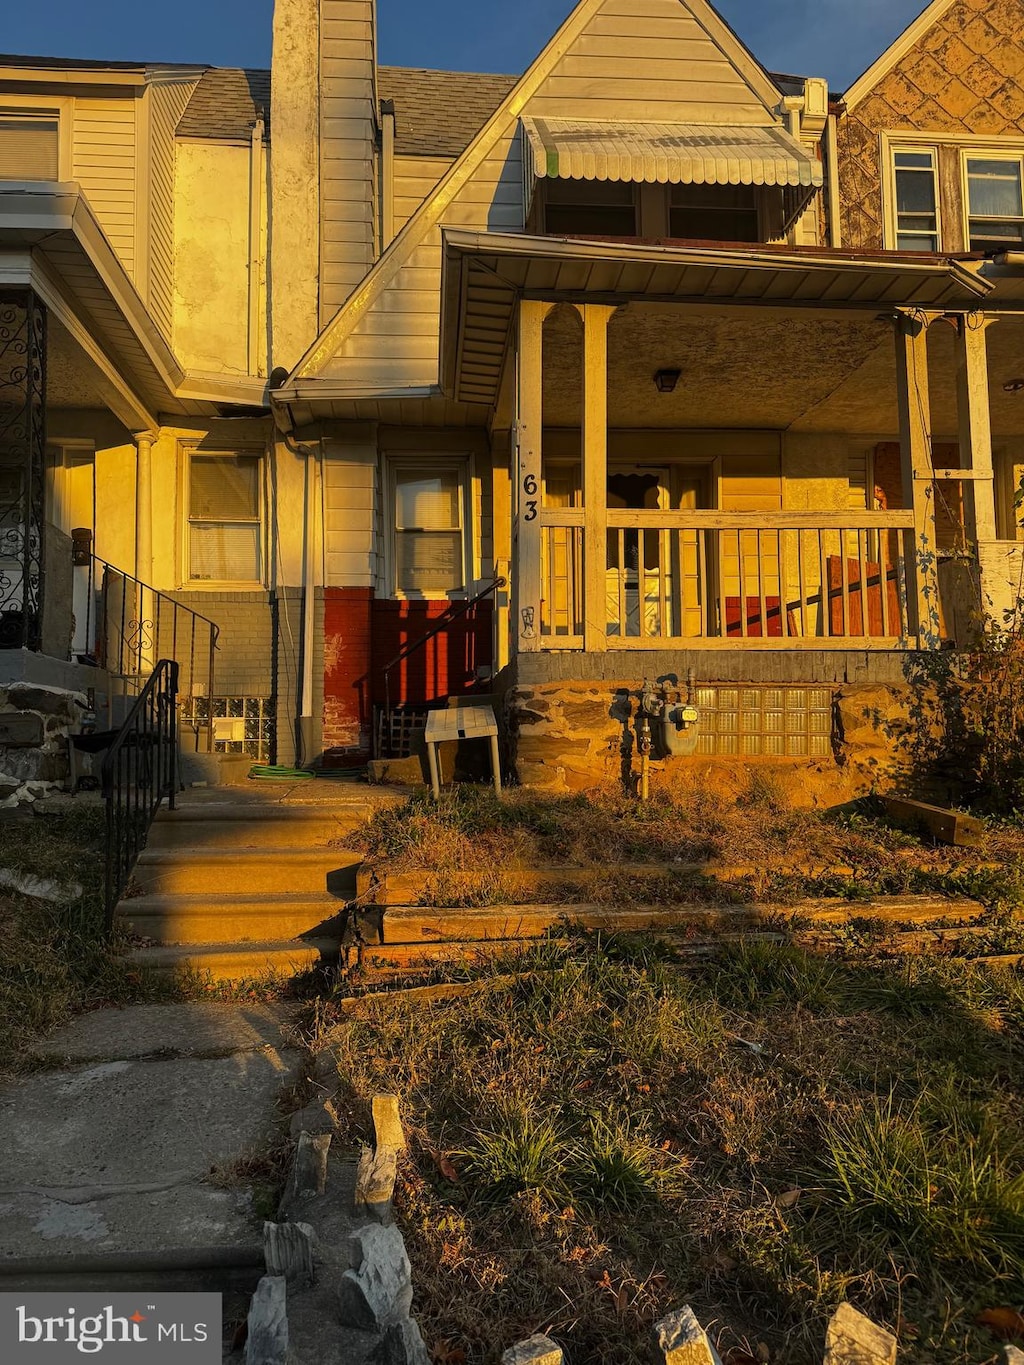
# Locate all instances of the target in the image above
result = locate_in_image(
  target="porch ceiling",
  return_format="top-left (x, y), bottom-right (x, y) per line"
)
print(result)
top-left (440, 230), bottom-right (992, 409)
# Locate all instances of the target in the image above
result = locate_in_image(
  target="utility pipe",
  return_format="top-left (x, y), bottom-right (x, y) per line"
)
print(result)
top-left (248, 116), bottom-right (266, 379)
top-left (298, 436), bottom-right (321, 766)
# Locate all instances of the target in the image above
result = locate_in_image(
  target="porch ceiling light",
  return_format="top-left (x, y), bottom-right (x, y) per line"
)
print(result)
top-left (1003, 378), bottom-right (1024, 393)
top-left (654, 368), bottom-right (682, 394)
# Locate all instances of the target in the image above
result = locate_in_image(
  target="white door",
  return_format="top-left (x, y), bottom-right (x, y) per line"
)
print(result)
top-left (48, 445), bottom-right (95, 656)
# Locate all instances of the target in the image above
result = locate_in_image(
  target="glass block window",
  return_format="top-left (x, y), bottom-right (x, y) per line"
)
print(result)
top-left (181, 696), bottom-right (273, 762)
top-left (695, 685), bottom-right (834, 758)
top-left (188, 453), bottom-right (263, 584)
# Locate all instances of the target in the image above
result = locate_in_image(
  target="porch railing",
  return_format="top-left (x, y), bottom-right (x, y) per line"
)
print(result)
top-left (80, 557), bottom-right (219, 742)
top-left (102, 658), bottom-right (178, 929)
top-left (539, 510), bottom-right (917, 647)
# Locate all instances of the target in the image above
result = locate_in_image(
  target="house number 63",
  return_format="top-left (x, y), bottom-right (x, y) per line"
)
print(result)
top-left (523, 473), bottom-right (538, 522)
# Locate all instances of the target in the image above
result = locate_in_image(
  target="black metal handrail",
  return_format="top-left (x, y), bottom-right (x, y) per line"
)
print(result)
top-left (102, 658), bottom-right (178, 930)
top-left (381, 576), bottom-right (506, 751)
top-left (82, 556), bottom-right (219, 740)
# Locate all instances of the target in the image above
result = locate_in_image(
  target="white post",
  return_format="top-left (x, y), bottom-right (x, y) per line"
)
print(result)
top-left (515, 301), bottom-right (553, 654)
top-left (575, 303), bottom-right (616, 654)
top-left (134, 431), bottom-right (155, 585)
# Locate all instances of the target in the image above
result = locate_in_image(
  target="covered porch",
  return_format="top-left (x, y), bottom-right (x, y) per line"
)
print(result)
top-left (441, 232), bottom-right (998, 663)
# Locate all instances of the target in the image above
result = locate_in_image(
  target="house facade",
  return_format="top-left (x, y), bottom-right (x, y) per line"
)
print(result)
top-left (1, 0), bottom-right (1023, 802)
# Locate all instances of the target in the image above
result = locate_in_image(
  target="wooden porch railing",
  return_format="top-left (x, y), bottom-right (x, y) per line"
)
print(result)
top-left (538, 510), bottom-right (917, 648)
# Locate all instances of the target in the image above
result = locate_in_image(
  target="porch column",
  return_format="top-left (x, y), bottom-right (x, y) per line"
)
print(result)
top-left (894, 312), bottom-right (941, 647)
top-left (516, 300), bottom-right (554, 653)
top-left (134, 431), bottom-right (155, 585)
top-left (955, 314), bottom-right (998, 546)
top-left (576, 303), bottom-right (616, 653)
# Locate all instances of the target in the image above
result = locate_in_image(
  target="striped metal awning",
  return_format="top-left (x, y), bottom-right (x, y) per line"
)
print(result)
top-left (520, 117), bottom-right (823, 189)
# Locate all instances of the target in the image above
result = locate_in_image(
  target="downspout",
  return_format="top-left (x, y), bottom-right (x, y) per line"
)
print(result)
top-left (826, 111), bottom-right (843, 248)
top-left (380, 99), bottom-right (396, 251)
top-left (299, 436), bottom-right (322, 767)
top-left (248, 115), bottom-right (266, 378)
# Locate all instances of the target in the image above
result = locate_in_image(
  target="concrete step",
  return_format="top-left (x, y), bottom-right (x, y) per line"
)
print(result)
top-left (130, 939), bottom-right (336, 983)
top-left (148, 803), bottom-right (368, 852)
top-left (133, 848), bottom-right (362, 897)
top-left (120, 894), bottom-right (349, 945)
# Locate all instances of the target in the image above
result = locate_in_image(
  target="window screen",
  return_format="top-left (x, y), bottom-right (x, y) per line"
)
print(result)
top-left (0, 117), bottom-right (59, 181)
top-left (394, 467), bottom-right (464, 594)
top-left (188, 454), bottom-right (262, 583)
top-left (966, 156), bottom-right (1024, 253)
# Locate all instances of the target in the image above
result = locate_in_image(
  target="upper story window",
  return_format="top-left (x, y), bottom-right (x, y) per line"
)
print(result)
top-left (964, 154), bottom-right (1024, 253)
top-left (669, 183), bottom-right (759, 243)
top-left (187, 453), bottom-right (264, 585)
top-left (0, 115), bottom-right (59, 182)
top-left (544, 180), bottom-right (637, 237)
top-left (392, 464), bottom-right (467, 596)
top-left (892, 148), bottom-right (940, 252)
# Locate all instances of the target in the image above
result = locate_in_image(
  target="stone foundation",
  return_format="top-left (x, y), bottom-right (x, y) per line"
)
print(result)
top-left (506, 678), bottom-right (931, 808)
top-left (0, 681), bottom-right (86, 807)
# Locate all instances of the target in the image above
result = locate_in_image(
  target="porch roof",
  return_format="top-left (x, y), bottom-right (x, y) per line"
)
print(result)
top-left (521, 117), bottom-right (822, 189)
top-left (0, 183), bottom-right (227, 427)
top-left (439, 230), bottom-right (992, 407)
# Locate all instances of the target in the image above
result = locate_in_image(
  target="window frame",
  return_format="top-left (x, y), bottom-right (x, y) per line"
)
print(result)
top-left (0, 97), bottom-right (71, 182)
top-left (541, 178), bottom-right (639, 238)
top-left (385, 457), bottom-right (472, 600)
top-left (961, 149), bottom-right (1024, 254)
top-left (888, 143), bottom-right (942, 253)
top-left (180, 446), bottom-right (267, 590)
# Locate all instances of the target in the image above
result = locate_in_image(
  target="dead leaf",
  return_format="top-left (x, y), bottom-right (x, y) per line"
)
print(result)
top-left (426, 1148), bottom-right (460, 1183)
top-left (976, 1308), bottom-right (1024, 1341)
top-left (776, 1187), bottom-right (803, 1209)
top-left (616, 1284), bottom-right (629, 1315)
top-left (430, 1341), bottom-right (467, 1365)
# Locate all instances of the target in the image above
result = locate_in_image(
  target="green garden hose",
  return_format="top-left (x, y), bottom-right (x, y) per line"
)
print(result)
top-left (248, 765), bottom-right (316, 781)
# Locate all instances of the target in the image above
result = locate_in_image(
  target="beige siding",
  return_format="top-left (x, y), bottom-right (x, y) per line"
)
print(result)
top-left (322, 130), bottom-right (524, 387)
top-left (393, 155), bottom-right (451, 234)
top-left (320, 0), bottom-right (378, 324)
top-left (147, 79), bottom-right (199, 340)
top-left (324, 437), bottom-right (379, 587)
top-left (528, 0), bottom-right (773, 125)
top-left (73, 95), bottom-right (138, 277)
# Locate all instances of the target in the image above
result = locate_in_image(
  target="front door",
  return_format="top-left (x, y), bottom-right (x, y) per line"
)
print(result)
top-left (47, 444), bottom-right (95, 656)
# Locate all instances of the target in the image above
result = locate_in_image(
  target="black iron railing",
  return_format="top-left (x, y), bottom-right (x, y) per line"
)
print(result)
top-left (81, 556), bottom-right (219, 745)
top-left (102, 659), bottom-right (178, 930)
top-left (0, 289), bottom-right (46, 651)
top-left (379, 576), bottom-right (505, 755)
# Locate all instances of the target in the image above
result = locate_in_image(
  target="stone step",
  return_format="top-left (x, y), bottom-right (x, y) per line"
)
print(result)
top-left (130, 939), bottom-right (335, 983)
top-left (133, 848), bottom-right (362, 897)
top-left (368, 895), bottom-right (987, 944)
top-left (120, 893), bottom-right (350, 945)
top-left (147, 804), bottom-right (363, 852)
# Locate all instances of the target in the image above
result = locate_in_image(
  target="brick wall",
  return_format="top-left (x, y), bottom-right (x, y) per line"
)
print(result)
top-left (838, 0), bottom-right (1024, 251)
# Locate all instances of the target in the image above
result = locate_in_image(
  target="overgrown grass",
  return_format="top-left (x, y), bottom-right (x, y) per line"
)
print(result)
top-left (320, 934), bottom-right (1024, 1365)
top-left (0, 806), bottom-right (183, 1078)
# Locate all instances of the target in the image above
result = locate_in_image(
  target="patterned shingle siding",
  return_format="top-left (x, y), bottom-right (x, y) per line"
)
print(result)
top-left (838, 0), bottom-right (1024, 251)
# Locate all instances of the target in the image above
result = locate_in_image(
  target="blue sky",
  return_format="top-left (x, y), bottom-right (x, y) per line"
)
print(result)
top-left (1, 0), bottom-right (928, 92)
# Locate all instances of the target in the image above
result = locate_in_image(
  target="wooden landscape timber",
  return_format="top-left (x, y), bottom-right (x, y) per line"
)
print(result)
top-left (881, 797), bottom-right (985, 848)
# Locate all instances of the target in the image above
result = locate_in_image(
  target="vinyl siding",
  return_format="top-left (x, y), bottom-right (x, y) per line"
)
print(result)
top-left (323, 435), bottom-right (379, 587)
top-left (148, 78), bottom-right (200, 340)
top-left (393, 155), bottom-right (452, 234)
top-left (73, 95), bottom-right (138, 278)
top-left (320, 0), bottom-right (378, 323)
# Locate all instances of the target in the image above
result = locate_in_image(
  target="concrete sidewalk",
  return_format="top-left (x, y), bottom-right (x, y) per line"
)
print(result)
top-left (0, 1002), bottom-right (302, 1295)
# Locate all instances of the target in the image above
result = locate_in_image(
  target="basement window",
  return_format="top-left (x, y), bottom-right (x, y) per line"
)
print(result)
top-left (0, 114), bottom-right (59, 182)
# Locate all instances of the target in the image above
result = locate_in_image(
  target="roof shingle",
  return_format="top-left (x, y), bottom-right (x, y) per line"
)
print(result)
top-left (177, 68), bottom-right (271, 142)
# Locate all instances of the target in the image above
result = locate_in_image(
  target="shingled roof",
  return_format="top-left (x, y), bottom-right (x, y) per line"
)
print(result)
top-left (177, 67), bottom-right (271, 141)
top-left (175, 64), bottom-right (516, 156)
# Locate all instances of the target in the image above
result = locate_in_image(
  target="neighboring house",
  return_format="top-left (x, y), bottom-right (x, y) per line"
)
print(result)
top-left (1, 0), bottom-right (1023, 800)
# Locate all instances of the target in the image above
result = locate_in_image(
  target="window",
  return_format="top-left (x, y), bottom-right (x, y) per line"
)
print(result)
top-left (892, 149), bottom-right (940, 251)
top-left (0, 115), bottom-right (59, 182)
top-left (393, 465), bottom-right (465, 595)
top-left (669, 183), bottom-right (760, 242)
top-left (965, 155), bottom-right (1024, 253)
top-left (187, 453), bottom-right (263, 583)
top-left (544, 179), bottom-right (637, 237)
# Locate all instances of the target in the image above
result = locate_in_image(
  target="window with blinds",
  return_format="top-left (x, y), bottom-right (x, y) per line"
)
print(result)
top-left (0, 117), bottom-right (59, 182)
top-left (392, 466), bottom-right (465, 595)
top-left (188, 454), bottom-right (263, 583)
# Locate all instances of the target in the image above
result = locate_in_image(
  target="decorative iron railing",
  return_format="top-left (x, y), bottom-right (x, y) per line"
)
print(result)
top-left (0, 289), bottom-right (46, 650)
top-left (81, 556), bottom-right (219, 742)
top-left (539, 511), bottom-right (917, 646)
top-left (102, 658), bottom-right (178, 930)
